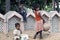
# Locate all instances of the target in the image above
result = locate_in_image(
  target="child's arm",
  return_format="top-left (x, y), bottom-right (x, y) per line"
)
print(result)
top-left (38, 12), bottom-right (46, 24)
top-left (20, 29), bottom-right (22, 34)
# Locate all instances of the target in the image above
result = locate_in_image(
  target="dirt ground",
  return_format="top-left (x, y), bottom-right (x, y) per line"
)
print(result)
top-left (0, 30), bottom-right (60, 40)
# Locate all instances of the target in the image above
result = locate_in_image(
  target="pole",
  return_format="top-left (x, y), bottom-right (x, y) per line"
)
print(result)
top-left (55, 0), bottom-right (59, 12)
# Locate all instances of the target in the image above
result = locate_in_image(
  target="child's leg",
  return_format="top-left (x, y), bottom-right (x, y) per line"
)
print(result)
top-left (34, 31), bottom-right (39, 39)
top-left (40, 31), bottom-right (43, 39)
top-left (23, 16), bottom-right (27, 22)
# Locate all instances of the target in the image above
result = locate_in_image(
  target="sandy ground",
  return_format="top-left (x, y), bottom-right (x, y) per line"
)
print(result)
top-left (0, 30), bottom-right (60, 40)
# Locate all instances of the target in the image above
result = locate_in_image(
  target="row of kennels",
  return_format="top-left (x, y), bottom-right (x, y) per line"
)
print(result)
top-left (0, 10), bottom-right (60, 34)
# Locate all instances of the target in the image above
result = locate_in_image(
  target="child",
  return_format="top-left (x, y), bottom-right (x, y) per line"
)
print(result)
top-left (33, 4), bottom-right (45, 39)
top-left (13, 23), bottom-right (22, 40)
top-left (18, 1), bottom-right (27, 22)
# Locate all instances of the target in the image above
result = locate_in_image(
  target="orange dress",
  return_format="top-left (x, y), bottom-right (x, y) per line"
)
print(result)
top-left (35, 11), bottom-right (43, 32)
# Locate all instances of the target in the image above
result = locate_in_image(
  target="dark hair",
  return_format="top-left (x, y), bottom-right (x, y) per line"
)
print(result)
top-left (19, 0), bottom-right (25, 4)
top-left (15, 23), bottom-right (20, 27)
top-left (33, 3), bottom-right (40, 10)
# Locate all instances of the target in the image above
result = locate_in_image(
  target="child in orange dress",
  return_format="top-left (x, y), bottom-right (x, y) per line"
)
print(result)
top-left (33, 4), bottom-right (45, 39)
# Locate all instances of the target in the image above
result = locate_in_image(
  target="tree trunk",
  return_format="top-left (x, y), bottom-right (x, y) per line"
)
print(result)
top-left (52, 0), bottom-right (55, 10)
top-left (5, 0), bottom-right (10, 12)
top-left (0, 0), bottom-right (1, 4)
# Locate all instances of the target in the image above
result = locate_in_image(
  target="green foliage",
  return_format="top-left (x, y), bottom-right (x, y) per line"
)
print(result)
top-left (0, 0), bottom-right (5, 14)
top-left (24, 0), bottom-right (45, 9)
top-left (44, 5), bottom-right (52, 12)
top-left (24, 0), bottom-right (52, 10)
top-left (0, 0), bottom-right (55, 13)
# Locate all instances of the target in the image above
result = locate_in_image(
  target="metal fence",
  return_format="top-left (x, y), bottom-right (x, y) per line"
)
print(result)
top-left (0, 10), bottom-right (60, 34)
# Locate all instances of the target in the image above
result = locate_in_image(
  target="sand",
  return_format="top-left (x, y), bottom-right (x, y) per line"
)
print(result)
top-left (0, 30), bottom-right (60, 40)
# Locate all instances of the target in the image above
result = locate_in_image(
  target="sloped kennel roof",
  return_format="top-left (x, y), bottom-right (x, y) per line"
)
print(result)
top-left (27, 8), bottom-right (35, 17)
top-left (27, 13), bottom-right (35, 18)
top-left (0, 13), bottom-right (5, 19)
top-left (40, 11), bottom-right (50, 18)
top-left (49, 11), bottom-right (60, 18)
top-left (4, 11), bottom-right (23, 20)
